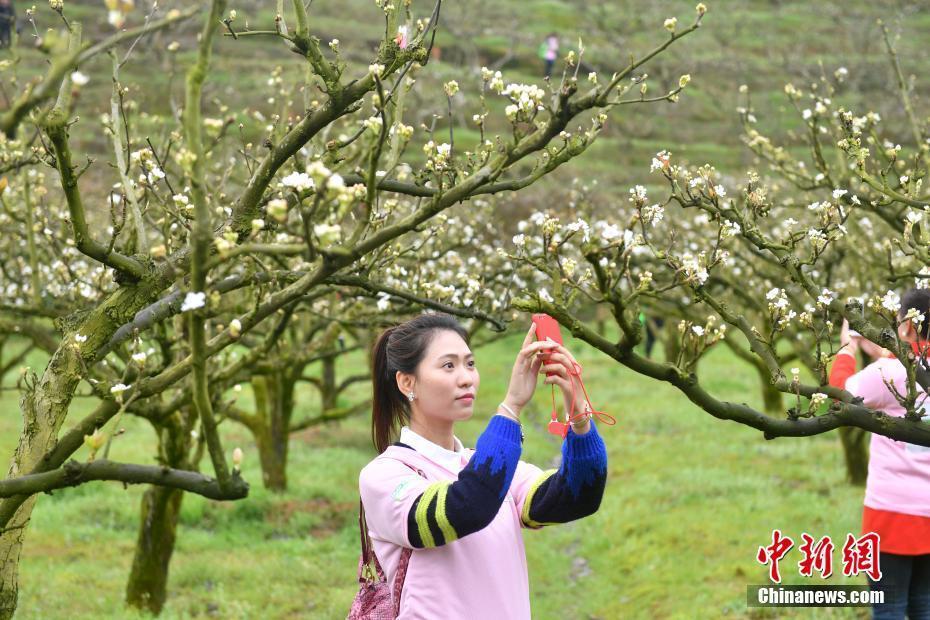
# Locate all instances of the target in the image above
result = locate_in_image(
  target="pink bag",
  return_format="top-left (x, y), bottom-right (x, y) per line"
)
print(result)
top-left (347, 464), bottom-right (425, 619)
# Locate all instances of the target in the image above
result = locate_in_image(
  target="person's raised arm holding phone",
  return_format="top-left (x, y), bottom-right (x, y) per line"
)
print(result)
top-left (356, 312), bottom-right (610, 618)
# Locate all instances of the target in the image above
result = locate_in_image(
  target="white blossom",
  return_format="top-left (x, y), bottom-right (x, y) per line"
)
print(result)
top-left (881, 290), bottom-right (901, 314)
top-left (642, 204), bottom-right (665, 226)
top-left (917, 267), bottom-right (930, 289)
top-left (904, 307), bottom-right (925, 326)
top-left (180, 291), bottom-right (206, 312)
top-left (650, 150), bottom-right (670, 172)
top-left (721, 221), bottom-right (741, 238)
top-left (280, 172), bottom-right (315, 192)
top-left (680, 253), bottom-right (709, 285)
top-left (817, 288), bottom-right (835, 307)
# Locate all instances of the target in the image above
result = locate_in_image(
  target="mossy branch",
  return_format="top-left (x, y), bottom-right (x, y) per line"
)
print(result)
top-left (0, 459), bottom-right (248, 501)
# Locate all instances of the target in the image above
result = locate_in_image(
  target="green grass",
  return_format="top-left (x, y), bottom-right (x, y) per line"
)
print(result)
top-left (2, 326), bottom-right (871, 619)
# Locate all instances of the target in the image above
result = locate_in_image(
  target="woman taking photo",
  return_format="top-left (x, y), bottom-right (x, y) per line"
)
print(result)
top-left (357, 312), bottom-right (608, 618)
top-left (830, 288), bottom-right (930, 619)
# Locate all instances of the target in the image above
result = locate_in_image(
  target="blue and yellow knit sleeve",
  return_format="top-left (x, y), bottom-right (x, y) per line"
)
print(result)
top-left (521, 421), bottom-right (608, 529)
top-left (406, 415), bottom-right (522, 548)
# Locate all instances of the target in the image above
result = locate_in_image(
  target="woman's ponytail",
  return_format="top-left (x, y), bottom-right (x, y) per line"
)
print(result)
top-left (371, 326), bottom-right (403, 454)
top-left (369, 312), bottom-right (469, 453)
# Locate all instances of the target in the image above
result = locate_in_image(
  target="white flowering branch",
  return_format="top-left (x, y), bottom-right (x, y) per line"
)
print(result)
top-left (325, 274), bottom-right (508, 331)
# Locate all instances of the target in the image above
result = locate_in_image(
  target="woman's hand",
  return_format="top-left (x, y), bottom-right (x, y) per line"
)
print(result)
top-left (502, 323), bottom-right (558, 415)
top-left (537, 342), bottom-right (587, 414)
top-left (839, 318), bottom-right (860, 356)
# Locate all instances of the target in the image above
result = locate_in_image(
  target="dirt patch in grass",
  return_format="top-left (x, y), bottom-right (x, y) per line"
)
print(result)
top-left (266, 497), bottom-right (354, 538)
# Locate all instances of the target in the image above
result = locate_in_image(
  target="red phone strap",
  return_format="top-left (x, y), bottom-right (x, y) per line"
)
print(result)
top-left (546, 360), bottom-right (616, 439)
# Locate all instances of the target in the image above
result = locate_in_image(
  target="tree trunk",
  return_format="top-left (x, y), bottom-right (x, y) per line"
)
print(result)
top-left (662, 320), bottom-right (681, 364)
top-left (760, 381), bottom-right (783, 415)
top-left (126, 416), bottom-right (193, 614)
top-left (252, 373), bottom-right (296, 492)
top-left (256, 425), bottom-right (289, 492)
top-left (838, 426), bottom-right (869, 486)
top-left (125, 485), bottom-right (184, 614)
top-left (1, 350), bottom-right (84, 620)
top-left (0, 272), bottom-right (175, 620)
top-left (321, 356), bottom-right (337, 412)
top-left (0, 495), bottom-right (38, 620)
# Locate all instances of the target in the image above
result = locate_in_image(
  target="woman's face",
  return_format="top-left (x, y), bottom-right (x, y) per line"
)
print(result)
top-left (397, 329), bottom-right (480, 423)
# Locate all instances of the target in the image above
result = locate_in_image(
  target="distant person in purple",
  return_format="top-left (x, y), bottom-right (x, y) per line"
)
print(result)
top-left (539, 32), bottom-right (559, 79)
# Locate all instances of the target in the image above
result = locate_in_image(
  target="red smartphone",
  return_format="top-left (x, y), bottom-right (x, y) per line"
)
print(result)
top-left (532, 313), bottom-right (563, 375)
top-left (532, 314), bottom-right (572, 439)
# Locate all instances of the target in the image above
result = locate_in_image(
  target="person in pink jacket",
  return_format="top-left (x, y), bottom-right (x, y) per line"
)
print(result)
top-left (830, 288), bottom-right (930, 619)
top-left (358, 312), bottom-right (608, 618)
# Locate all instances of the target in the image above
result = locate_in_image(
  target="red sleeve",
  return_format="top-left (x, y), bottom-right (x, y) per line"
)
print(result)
top-left (829, 353), bottom-right (857, 389)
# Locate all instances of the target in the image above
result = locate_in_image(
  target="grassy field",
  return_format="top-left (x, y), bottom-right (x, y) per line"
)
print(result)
top-left (1, 325), bottom-right (871, 619)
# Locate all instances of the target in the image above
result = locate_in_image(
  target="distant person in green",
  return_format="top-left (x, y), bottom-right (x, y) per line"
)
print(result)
top-left (0, 0), bottom-right (15, 50)
top-left (538, 32), bottom-right (559, 78)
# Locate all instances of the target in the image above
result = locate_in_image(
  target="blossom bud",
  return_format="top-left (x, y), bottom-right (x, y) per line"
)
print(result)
top-left (664, 17), bottom-right (677, 32)
top-left (267, 198), bottom-right (288, 222)
top-left (228, 318), bottom-right (242, 339)
top-left (83, 428), bottom-right (105, 453)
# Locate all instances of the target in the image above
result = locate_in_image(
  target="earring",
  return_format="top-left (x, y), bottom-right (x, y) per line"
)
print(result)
top-left (407, 391), bottom-right (416, 401)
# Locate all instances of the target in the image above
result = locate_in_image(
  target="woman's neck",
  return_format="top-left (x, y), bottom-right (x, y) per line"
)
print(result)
top-left (409, 413), bottom-right (456, 452)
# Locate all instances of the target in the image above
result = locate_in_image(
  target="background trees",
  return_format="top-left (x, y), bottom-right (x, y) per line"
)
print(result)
top-left (0, 0), bottom-right (705, 616)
